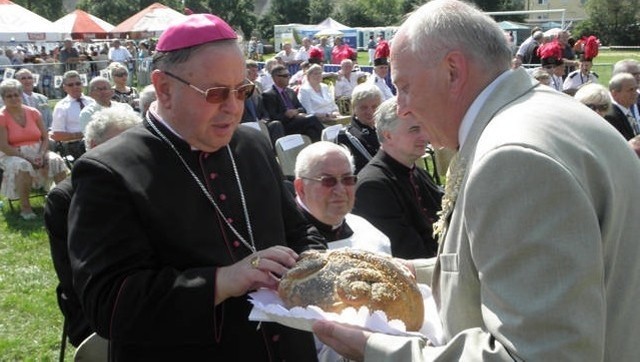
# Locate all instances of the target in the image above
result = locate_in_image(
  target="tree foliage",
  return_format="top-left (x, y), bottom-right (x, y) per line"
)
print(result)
top-left (309, 0), bottom-right (334, 23)
top-left (11, 0), bottom-right (65, 21)
top-left (575, 0), bottom-right (640, 45)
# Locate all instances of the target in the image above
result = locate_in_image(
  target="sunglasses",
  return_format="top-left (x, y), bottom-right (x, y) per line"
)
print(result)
top-left (586, 104), bottom-right (608, 112)
top-left (301, 175), bottom-right (358, 187)
top-left (164, 71), bottom-right (255, 104)
top-left (275, 73), bottom-right (291, 78)
top-left (65, 81), bottom-right (83, 87)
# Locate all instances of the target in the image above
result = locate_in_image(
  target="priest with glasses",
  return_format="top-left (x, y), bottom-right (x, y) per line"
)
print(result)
top-left (67, 14), bottom-right (326, 360)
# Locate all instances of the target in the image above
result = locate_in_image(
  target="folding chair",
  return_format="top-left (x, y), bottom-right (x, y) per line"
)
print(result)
top-left (274, 134), bottom-right (312, 179)
top-left (321, 124), bottom-right (343, 143)
top-left (239, 121), bottom-right (273, 149)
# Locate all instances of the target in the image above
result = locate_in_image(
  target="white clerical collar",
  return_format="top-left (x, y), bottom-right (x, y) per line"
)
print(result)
top-left (149, 108), bottom-right (200, 151)
top-left (459, 70), bottom-right (511, 148)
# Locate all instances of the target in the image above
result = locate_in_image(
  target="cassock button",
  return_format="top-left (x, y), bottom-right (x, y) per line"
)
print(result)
top-left (219, 193), bottom-right (227, 201)
top-left (272, 334), bottom-right (280, 342)
top-left (203, 152), bottom-right (210, 159)
top-left (227, 217), bottom-right (233, 224)
top-left (233, 240), bottom-right (240, 248)
top-left (210, 172), bottom-right (218, 180)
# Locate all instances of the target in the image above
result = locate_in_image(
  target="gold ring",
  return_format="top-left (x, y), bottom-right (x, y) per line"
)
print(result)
top-left (250, 255), bottom-right (260, 269)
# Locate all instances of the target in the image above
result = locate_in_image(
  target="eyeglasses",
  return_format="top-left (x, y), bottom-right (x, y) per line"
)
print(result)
top-left (19, 76), bottom-right (33, 80)
top-left (275, 73), bottom-right (291, 78)
top-left (65, 81), bottom-right (82, 87)
top-left (585, 103), bottom-right (609, 112)
top-left (301, 175), bottom-right (358, 187)
top-left (164, 70), bottom-right (255, 104)
top-left (3, 93), bottom-right (21, 99)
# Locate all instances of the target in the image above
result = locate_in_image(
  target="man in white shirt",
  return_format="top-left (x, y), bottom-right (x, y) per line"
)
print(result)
top-left (51, 71), bottom-right (95, 142)
top-left (294, 37), bottom-right (312, 64)
top-left (15, 68), bottom-right (52, 129)
top-left (78, 77), bottom-right (133, 132)
top-left (276, 42), bottom-right (298, 66)
top-left (367, 57), bottom-right (394, 100)
top-left (108, 40), bottom-right (132, 65)
top-left (334, 59), bottom-right (369, 99)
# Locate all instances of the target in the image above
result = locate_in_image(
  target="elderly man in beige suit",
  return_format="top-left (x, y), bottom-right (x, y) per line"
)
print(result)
top-left (313, 1), bottom-right (640, 361)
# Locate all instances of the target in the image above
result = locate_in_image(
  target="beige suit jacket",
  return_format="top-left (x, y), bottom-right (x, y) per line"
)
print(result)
top-left (365, 68), bottom-right (640, 361)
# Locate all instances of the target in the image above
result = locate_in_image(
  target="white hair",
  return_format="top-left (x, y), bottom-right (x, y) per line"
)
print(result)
top-left (84, 108), bottom-right (141, 150)
top-left (396, 0), bottom-right (511, 71)
top-left (295, 141), bottom-right (355, 178)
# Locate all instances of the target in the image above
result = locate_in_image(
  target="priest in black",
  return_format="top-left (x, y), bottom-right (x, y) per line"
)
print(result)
top-left (67, 15), bottom-right (325, 361)
top-left (353, 98), bottom-right (443, 259)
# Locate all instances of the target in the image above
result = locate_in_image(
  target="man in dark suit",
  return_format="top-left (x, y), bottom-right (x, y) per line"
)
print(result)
top-left (242, 60), bottom-right (284, 145)
top-left (262, 64), bottom-right (324, 141)
top-left (352, 98), bottom-right (442, 259)
top-left (67, 14), bottom-right (324, 360)
top-left (605, 72), bottom-right (639, 140)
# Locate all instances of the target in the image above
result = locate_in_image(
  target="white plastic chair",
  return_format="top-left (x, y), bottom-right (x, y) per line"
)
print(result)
top-left (274, 134), bottom-right (312, 178)
top-left (321, 124), bottom-right (343, 143)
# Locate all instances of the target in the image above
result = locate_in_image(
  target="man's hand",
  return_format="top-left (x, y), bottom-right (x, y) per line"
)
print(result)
top-left (313, 320), bottom-right (371, 362)
top-left (215, 245), bottom-right (298, 305)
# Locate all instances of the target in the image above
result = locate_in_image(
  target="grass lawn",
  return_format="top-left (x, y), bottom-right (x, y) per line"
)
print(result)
top-left (0, 197), bottom-right (76, 360)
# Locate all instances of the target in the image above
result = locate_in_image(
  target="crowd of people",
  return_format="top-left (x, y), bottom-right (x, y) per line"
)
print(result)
top-left (2, 1), bottom-right (640, 360)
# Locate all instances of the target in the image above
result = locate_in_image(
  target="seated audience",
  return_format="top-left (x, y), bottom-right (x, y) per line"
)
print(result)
top-left (336, 83), bottom-right (383, 173)
top-left (262, 64), bottom-right (324, 141)
top-left (353, 97), bottom-right (442, 258)
top-left (297, 64), bottom-right (344, 123)
top-left (574, 83), bottom-right (612, 117)
top-left (78, 76), bottom-right (133, 131)
top-left (258, 58), bottom-right (278, 93)
top-left (110, 63), bottom-right (140, 111)
top-left (294, 141), bottom-right (391, 253)
top-left (44, 108), bottom-right (141, 348)
top-left (15, 68), bottom-right (52, 130)
top-left (605, 72), bottom-right (639, 140)
top-left (0, 79), bottom-right (68, 219)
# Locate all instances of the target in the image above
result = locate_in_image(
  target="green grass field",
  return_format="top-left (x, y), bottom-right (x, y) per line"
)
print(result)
top-left (1, 49), bottom-right (639, 359)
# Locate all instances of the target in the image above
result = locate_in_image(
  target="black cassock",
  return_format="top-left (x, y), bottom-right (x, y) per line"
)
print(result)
top-left (69, 114), bottom-right (325, 361)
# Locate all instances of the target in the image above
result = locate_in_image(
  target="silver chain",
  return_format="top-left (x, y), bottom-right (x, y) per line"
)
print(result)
top-left (147, 119), bottom-right (257, 254)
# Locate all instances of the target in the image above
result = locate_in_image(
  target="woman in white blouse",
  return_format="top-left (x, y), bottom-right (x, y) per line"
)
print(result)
top-left (297, 64), bottom-right (342, 123)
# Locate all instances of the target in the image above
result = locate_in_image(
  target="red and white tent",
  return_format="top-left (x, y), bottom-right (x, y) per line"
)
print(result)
top-left (0, 0), bottom-right (61, 42)
top-left (111, 3), bottom-right (186, 39)
top-left (53, 9), bottom-right (115, 40)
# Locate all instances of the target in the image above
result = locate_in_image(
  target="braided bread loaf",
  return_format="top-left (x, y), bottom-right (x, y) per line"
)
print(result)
top-left (278, 249), bottom-right (424, 331)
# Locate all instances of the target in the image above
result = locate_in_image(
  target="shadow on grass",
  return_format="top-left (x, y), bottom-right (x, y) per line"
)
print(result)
top-left (1, 195), bottom-right (47, 235)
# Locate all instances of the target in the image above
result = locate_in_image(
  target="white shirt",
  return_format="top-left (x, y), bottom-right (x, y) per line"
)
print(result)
top-left (78, 101), bottom-right (134, 132)
top-left (295, 46), bottom-right (311, 62)
top-left (297, 82), bottom-right (338, 115)
top-left (276, 49), bottom-right (297, 64)
top-left (334, 71), bottom-right (369, 98)
top-left (563, 70), bottom-right (598, 91)
top-left (108, 47), bottom-right (132, 63)
top-left (51, 95), bottom-right (95, 133)
top-left (327, 214), bottom-right (392, 255)
top-left (367, 74), bottom-right (394, 100)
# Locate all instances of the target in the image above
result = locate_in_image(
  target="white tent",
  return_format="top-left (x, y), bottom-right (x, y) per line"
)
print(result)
top-left (111, 3), bottom-right (186, 39)
top-left (316, 17), bottom-right (352, 31)
top-left (53, 9), bottom-right (114, 40)
top-left (0, 0), bottom-right (62, 42)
